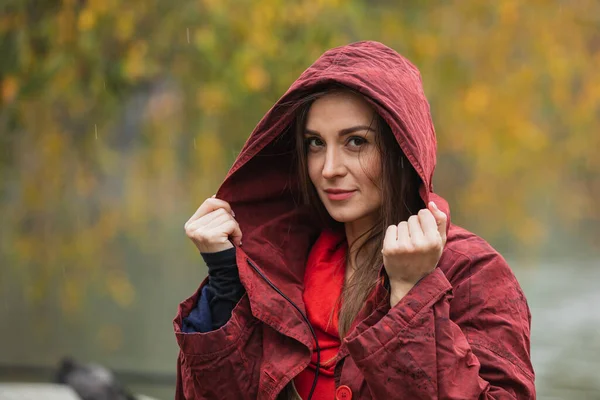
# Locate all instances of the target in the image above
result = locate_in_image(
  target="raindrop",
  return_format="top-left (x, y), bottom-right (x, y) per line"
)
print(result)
top-left (95, 124), bottom-right (98, 140)
top-left (187, 28), bottom-right (190, 44)
top-left (193, 138), bottom-right (197, 149)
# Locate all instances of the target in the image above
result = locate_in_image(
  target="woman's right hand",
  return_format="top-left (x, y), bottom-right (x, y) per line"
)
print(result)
top-left (184, 196), bottom-right (242, 253)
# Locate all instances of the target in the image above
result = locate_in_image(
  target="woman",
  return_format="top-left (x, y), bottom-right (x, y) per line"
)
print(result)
top-left (174, 41), bottom-right (535, 399)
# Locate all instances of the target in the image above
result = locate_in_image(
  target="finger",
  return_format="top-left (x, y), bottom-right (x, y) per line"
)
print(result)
top-left (407, 215), bottom-right (425, 245)
top-left (229, 220), bottom-right (243, 246)
top-left (418, 209), bottom-right (439, 241)
top-left (202, 218), bottom-right (242, 245)
top-left (382, 225), bottom-right (398, 253)
top-left (216, 219), bottom-right (243, 246)
top-left (428, 201), bottom-right (448, 244)
top-left (202, 211), bottom-right (234, 231)
top-left (397, 221), bottom-right (411, 249)
top-left (186, 208), bottom-right (230, 232)
top-left (188, 198), bottom-right (233, 222)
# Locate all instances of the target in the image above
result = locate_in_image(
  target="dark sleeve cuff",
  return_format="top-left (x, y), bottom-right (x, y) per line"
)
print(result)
top-left (201, 247), bottom-right (245, 331)
top-left (200, 247), bottom-right (237, 266)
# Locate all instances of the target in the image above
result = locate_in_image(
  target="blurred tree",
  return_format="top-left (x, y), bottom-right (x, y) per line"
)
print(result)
top-left (0, 0), bottom-right (598, 320)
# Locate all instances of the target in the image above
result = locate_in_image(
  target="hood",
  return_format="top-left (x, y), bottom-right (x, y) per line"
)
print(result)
top-left (215, 41), bottom-right (450, 337)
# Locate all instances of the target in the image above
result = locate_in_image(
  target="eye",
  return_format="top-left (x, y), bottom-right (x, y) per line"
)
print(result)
top-left (305, 137), bottom-right (324, 148)
top-left (347, 136), bottom-right (367, 148)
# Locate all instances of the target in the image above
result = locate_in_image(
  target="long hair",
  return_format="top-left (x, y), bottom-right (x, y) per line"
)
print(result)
top-left (293, 85), bottom-right (424, 338)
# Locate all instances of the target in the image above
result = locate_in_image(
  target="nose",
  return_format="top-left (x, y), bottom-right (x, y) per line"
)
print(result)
top-left (322, 147), bottom-right (346, 179)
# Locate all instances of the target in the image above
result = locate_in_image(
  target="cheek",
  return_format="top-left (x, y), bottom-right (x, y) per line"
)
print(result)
top-left (358, 151), bottom-right (382, 188)
top-left (306, 154), bottom-right (321, 186)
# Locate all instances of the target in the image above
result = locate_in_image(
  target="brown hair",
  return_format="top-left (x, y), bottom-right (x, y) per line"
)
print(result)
top-left (293, 85), bottom-right (423, 337)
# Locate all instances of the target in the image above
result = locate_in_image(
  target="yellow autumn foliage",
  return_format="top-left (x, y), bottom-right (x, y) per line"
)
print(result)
top-left (0, 1), bottom-right (598, 317)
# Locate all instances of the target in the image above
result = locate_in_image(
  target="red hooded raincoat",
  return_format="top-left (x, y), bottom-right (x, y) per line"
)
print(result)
top-left (173, 41), bottom-right (535, 399)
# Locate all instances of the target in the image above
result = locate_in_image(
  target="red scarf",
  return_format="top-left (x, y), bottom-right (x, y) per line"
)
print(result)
top-left (293, 229), bottom-right (347, 400)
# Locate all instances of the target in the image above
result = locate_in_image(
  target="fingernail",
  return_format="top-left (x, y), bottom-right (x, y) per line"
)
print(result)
top-left (239, 241), bottom-right (243, 247)
top-left (212, 194), bottom-right (216, 198)
top-left (430, 201), bottom-right (438, 210)
top-left (231, 210), bottom-right (236, 217)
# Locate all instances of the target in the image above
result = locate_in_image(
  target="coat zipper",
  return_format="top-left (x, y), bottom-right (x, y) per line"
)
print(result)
top-left (246, 258), bottom-right (321, 400)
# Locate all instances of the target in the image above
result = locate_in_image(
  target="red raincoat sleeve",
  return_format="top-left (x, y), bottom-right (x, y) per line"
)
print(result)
top-left (344, 247), bottom-right (535, 399)
top-left (173, 280), bottom-right (259, 400)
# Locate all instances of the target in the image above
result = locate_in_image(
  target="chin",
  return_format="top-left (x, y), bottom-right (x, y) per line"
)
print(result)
top-left (322, 200), bottom-right (381, 226)
top-left (329, 213), bottom-right (355, 223)
top-left (323, 205), bottom-right (363, 223)
top-left (318, 193), bottom-right (380, 224)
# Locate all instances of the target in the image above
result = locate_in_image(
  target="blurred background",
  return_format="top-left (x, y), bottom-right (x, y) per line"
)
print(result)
top-left (1, 1), bottom-right (599, 399)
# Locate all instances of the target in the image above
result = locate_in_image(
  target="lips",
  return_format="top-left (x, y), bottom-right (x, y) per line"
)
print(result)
top-left (324, 189), bottom-right (356, 201)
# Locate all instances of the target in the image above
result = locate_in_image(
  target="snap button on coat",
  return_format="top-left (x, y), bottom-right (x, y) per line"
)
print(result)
top-left (335, 385), bottom-right (352, 400)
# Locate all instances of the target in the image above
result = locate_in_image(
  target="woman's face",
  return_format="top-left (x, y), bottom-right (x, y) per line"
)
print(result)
top-left (304, 91), bottom-right (382, 227)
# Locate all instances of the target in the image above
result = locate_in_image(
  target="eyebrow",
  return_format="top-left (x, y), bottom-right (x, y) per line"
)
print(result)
top-left (304, 125), bottom-right (375, 136)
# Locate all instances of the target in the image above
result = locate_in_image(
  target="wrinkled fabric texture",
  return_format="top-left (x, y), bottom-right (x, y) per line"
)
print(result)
top-left (173, 41), bottom-right (535, 399)
top-left (293, 229), bottom-right (347, 400)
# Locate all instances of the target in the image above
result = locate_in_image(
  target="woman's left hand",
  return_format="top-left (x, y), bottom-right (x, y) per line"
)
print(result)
top-left (382, 201), bottom-right (448, 307)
